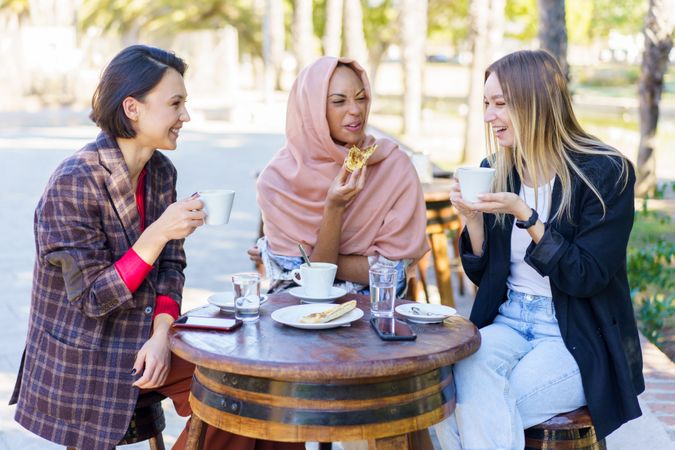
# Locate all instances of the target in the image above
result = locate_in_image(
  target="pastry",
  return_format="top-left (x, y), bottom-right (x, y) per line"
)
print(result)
top-left (344, 144), bottom-right (377, 172)
top-left (300, 300), bottom-right (357, 324)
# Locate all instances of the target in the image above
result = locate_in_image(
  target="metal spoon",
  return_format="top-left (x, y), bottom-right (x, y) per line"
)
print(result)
top-left (411, 306), bottom-right (444, 317)
top-left (298, 243), bottom-right (311, 267)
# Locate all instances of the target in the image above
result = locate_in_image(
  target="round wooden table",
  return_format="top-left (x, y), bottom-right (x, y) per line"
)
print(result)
top-left (169, 292), bottom-right (480, 449)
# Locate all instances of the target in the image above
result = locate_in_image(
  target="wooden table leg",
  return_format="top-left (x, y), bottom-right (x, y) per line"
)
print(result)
top-left (416, 252), bottom-right (431, 301)
top-left (185, 414), bottom-right (207, 450)
top-left (369, 434), bottom-right (410, 450)
top-left (429, 232), bottom-right (455, 307)
top-left (409, 429), bottom-right (434, 450)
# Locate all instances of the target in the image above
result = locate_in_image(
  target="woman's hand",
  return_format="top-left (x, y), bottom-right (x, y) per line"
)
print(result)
top-left (132, 194), bottom-right (206, 266)
top-left (326, 166), bottom-right (367, 209)
top-left (471, 192), bottom-right (532, 220)
top-left (131, 316), bottom-right (172, 389)
top-left (449, 178), bottom-right (482, 222)
top-left (247, 246), bottom-right (262, 264)
top-left (150, 194), bottom-right (206, 243)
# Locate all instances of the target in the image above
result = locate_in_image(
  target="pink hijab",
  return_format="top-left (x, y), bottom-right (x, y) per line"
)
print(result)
top-left (257, 56), bottom-right (429, 261)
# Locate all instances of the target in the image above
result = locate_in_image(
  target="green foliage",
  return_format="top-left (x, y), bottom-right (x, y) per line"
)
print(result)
top-left (628, 200), bottom-right (675, 349)
top-left (573, 65), bottom-right (640, 87)
top-left (78, 0), bottom-right (264, 57)
top-left (504, 0), bottom-right (537, 41)
top-left (587, 0), bottom-right (646, 40)
top-left (362, 0), bottom-right (398, 51)
top-left (427, 0), bottom-right (470, 48)
top-left (503, 0), bottom-right (647, 44)
top-left (0, 0), bottom-right (30, 15)
top-left (635, 294), bottom-right (675, 345)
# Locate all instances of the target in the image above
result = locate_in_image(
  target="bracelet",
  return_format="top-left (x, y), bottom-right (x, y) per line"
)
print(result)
top-left (515, 208), bottom-right (538, 229)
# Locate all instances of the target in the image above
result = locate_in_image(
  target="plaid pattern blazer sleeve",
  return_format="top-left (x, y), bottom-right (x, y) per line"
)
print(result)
top-left (11, 133), bottom-right (186, 449)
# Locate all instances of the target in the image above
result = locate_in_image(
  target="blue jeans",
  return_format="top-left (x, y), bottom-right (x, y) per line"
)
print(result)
top-left (434, 290), bottom-right (586, 450)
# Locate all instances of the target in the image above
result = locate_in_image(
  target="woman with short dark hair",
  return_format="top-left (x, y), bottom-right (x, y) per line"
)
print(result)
top-left (10, 44), bottom-right (302, 450)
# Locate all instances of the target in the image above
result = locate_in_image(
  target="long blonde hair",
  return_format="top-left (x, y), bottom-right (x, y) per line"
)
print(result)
top-left (484, 50), bottom-right (629, 224)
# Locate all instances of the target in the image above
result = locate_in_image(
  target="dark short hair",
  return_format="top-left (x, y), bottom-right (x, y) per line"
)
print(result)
top-left (90, 45), bottom-right (187, 138)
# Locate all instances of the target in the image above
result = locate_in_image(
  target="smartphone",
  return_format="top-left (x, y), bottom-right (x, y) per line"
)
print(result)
top-left (173, 316), bottom-right (243, 331)
top-left (370, 317), bottom-right (417, 341)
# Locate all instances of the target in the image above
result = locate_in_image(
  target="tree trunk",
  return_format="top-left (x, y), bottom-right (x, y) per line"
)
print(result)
top-left (636, 0), bottom-right (675, 196)
top-left (342, 0), bottom-right (368, 69)
top-left (537, 0), bottom-right (569, 80)
top-left (399, 0), bottom-right (428, 138)
top-left (293, 0), bottom-right (314, 73)
top-left (462, 0), bottom-right (490, 165)
top-left (262, 0), bottom-right (285, 93)
top-left (323, 0), bottom-right (343, 56)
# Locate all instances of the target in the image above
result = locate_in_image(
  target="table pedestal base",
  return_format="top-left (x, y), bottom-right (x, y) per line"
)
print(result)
top-left (183, 365), bottom-right (455, 449)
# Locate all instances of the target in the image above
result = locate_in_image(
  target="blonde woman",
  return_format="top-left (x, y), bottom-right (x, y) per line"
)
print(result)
top-left (435, 50), bottom-right (643, 449)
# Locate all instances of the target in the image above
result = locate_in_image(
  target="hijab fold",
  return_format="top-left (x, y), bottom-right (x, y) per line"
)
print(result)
top-left (257, 56), bottom-right (429, 261)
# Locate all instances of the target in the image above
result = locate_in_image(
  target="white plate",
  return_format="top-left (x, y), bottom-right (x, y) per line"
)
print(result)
top-left (287, 286), bottom-right (347, 303)
top-left (271, 303), bottom-right (364, 330)
top-left (207, 292), bottom-right (268, 313)
top-left (395, 303), bottom-right (456, 324)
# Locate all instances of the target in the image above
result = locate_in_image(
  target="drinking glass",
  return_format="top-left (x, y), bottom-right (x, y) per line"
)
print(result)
top-left (369, 264), bottom-right (397, 318)
top-left (232, 272), bottom-right (261, 322)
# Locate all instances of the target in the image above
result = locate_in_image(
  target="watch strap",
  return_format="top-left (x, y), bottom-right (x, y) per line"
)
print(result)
top-left (515, 208), bottom-right (538, 229)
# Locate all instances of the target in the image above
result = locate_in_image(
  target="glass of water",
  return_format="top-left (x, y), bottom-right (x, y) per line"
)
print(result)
top-left (369, 264), bottom-right (397, 318)
top-left (232, 272), bottom-right (261, 322)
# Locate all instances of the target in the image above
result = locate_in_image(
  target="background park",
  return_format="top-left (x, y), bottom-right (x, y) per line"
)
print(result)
top-left (0, 0), bottom-right (673, 449)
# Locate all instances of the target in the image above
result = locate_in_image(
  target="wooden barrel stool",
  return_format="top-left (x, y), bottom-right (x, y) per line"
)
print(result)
top-left (525, 407), bottom-right (606, 450)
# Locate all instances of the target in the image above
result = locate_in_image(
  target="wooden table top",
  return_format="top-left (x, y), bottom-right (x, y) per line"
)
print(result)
top-left (170, 293), bottom-right (480, 382)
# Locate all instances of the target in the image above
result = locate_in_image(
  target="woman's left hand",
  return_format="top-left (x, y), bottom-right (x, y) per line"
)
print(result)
top-left (131, 328), bottom-right (171, 389)
top-left (470, 192), bottom-right (532, 220)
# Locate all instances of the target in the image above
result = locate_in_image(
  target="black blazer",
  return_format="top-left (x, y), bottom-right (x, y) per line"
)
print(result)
top-left (460, 152), bottom-right (644, 439)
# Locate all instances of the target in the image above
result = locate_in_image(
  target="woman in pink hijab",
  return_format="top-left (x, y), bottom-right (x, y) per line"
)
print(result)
top-left (252, 56), bottom-right (429, 295)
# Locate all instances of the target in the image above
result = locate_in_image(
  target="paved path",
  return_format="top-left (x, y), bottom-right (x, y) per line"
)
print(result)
top-left (0, 110), bottom-right (673, 449)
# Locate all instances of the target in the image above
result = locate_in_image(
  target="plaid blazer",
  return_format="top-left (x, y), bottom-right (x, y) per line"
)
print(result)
top-left (10, 132), bottom-right (186, 449)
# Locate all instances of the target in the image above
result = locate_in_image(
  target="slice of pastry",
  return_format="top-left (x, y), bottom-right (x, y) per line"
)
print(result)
top-left (300, 300), bottom-right (357, 324)
top-left (344, 144), bottom-right (377, 172)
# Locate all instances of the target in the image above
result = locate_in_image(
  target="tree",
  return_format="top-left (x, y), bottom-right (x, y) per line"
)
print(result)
top-left (461, 0), bottom-right (493, 165)
top-left (537, 0), bottom-right (569, 80)
top-left (322, 0), bottom-right (343, 56)
top-left (292, 0), bottom-right (314, 73)
top-left (399, 0), bottom-right (427, 137)
top-left (264, 0), bottom-right (285, 90)
top-left (342, 0), bottom-right (368, 67)
top-left (361, 0), bottom-right (396, 89)
top-left (636, 0), bottom-right (675, 196)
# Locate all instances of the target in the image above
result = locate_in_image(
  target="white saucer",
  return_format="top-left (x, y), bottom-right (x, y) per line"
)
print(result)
top-left (287, 286), bottom-right (347, 303)
top-left (395, 303), bottom-right (456, 324)
top-left (271, 303), bottom-right (364, 330)
top-left (207, 292), bottom-right (268, 313)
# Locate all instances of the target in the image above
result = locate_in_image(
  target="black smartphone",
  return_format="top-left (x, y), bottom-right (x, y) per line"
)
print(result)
top-left (370, 317), bottom-right (417, 341)
top-left (173, 316), bottom-right (243, 331)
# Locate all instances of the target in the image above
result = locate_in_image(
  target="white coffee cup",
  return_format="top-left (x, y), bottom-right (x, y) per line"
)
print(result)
top-left (198, 190), bottom-right (235, 225)
top-left (290, 262), bottom-right (337, 298)
top-left (455, 167), bottom-right (496, 203)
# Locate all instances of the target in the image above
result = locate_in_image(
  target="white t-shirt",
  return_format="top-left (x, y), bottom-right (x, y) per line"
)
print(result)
top-left (506, 179), bottom-right (555, 297)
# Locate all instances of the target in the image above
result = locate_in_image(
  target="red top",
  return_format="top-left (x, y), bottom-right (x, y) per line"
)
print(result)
top-left (114, 168), bottom-right (179, 320)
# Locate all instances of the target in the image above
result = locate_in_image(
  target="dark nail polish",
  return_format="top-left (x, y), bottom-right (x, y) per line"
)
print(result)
top-left (131, 368), bottom-right (136, 375)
